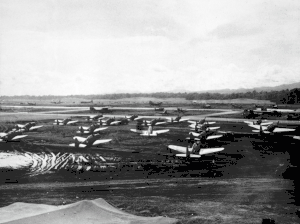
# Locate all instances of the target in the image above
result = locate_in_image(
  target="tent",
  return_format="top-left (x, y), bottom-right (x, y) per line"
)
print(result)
top-left (0, 198), bottom-right (178, 224)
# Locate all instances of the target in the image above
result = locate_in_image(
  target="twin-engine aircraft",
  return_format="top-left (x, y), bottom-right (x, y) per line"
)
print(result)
top-left (69, 134), bottom-right (112, 148)
top-left (130, 125), bottom-right (169, 136)
top-left (77, 125), bottom-right (108, 134)
top-left (53, 118), bottom-right (79, 125)
top-left (13, 122), bottom-right (43, 132)
top-left (168, 144), bottom-right (224, 158)
top-left (0, 130), bottom-right (27, 142)
top-left (248, 122), bottom-right (295, 134)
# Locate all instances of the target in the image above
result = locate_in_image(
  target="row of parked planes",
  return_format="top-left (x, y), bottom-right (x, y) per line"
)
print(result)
top-left (1, 113), bottom-right (299, 159)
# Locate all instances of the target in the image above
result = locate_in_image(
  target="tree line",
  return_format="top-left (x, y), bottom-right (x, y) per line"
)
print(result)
top-left (1, 88), bottom-right (299, 104)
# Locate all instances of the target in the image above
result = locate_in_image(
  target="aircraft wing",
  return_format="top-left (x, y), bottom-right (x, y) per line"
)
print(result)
top-left (69, 143), bottom-right (87, 148)
top-left (130, 129), bottom-right (143, 134)
top-left (293, 136), bottom-right (300, 140)
top-left (17, 124), bottom-right (25, 128)
top-left (73, 136), bottom-right (86, 142)
top-left (92, 139), bottom-right (112, 146)
top-left (189, 132), bottom-right (201, 137)
top-left (54, 120), bottom-right (63, 122)
top-left (155, 122), bottom-right (168, 126)
top-left (110, 121), bottom-right (121, 125)
top-left (260, 122), bottom-right (274, 126)
top-left (199, 147), bottom-right (224, 155)
top-left (272, 128), bottom-right (295, 133)
top-left (206, 135), bottom-right (223, 140)
top-left (168, 145), bottom-right (192, 153)
top-left (0, 133), bottom-right (7, 137)
top-left (93, 127), bottom-right (108, 133)
top-left (175, 154), bottom-right (201, 158)
top-left (80, 126), bottom-right (90, 130)
top-left (67, 120), bottom-right (78, 125)
top-left (153, 129), bottom-right (169, 135)
top-left (11, 135), bottom-right (28, 140)
top-left (179, 118), bottom-right (189, 122)
top-left (76, 131), bottom-right (90, 134)
top-left (29, 125), bottom-right (43, 131)
top-left (248, 125), bottom-right (268, 130)
top-left (207, 127), bottom-right (220, 130)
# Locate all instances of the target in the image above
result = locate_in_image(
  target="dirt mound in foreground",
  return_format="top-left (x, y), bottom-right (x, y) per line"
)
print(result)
top-left (0, 198), bottom-right (178, 224)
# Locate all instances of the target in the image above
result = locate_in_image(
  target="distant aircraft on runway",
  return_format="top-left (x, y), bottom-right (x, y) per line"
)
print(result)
top-left (90, 107), bottom-right (112, 113)
top-left (27, 102), bottom-right (36, 106)
top-left (149, 101), bottom-right (163, 106)
top-left (192, 101), bottom-right (211, 108)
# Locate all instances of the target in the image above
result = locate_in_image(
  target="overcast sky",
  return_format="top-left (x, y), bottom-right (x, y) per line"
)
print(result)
top-left (0, 0), bottom-right (299, 95)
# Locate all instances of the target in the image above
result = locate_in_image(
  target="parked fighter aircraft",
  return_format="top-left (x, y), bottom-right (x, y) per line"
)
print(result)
top-left (188, 118), bottom-right (216, 126)
top-left (69, 134), bottom-right (112, 148)
top-left (53, 118), bottom-right (79, 125)
top-left (145, 118), bottom-right (168, 126)
top-left (125, 115), bottom-right (139, 121)
top-left (188, 119), bottom-right (219, 131)
top-left (244, 119), bottom-right (273, 126)
top-left (86, 114), bottom-right (104, 121)
top-left (13, 122), bottom-right (43, 132)
top-left (188, 129), bottom-right (223, 141)
top-left (149, 101), bottom-right (163, 106)
top-left (90, 107), bottom-right (112, 113)
top-left (108, 117), bottom-right (130, 126)
top-left (249, 122), bottom-right (295, 134)
top-left (168, 144), bottom-right (224, 158)
top-left (81, 100), bottom-right (93, 104)
top-left (0, 130), bottom-right (27, 142)
top-left (130, 125), bottom-right (169, 136)
top-left (77, 125), bottom-right (108, 134)
top-left (166, 116), bottom-right (189, 123)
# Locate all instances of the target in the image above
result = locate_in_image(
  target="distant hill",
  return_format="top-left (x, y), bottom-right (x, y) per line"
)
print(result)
top-left (193, 82), bottom-right (300, 94)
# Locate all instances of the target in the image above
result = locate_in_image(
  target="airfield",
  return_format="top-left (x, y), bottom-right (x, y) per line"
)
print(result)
top-left (0, 99), bottom-right (299, 223)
